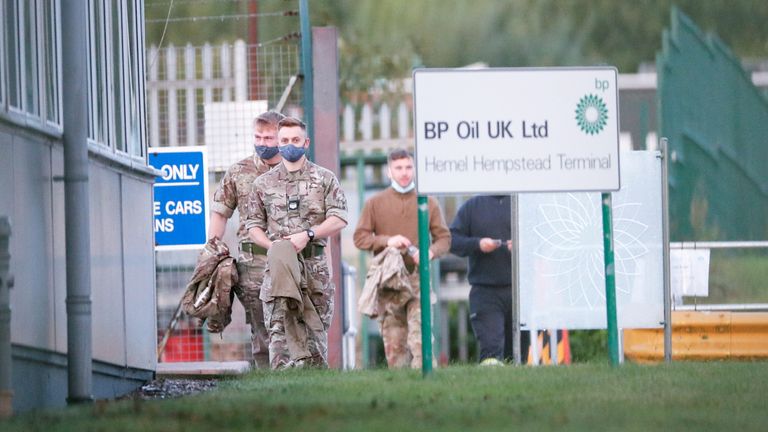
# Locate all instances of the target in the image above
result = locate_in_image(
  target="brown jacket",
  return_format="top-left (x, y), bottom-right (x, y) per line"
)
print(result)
top-left (353, 188), bottom-right (451, 258)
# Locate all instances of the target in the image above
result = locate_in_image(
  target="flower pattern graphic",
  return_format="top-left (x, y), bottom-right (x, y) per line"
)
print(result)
top-left (532, 190), bottom-right (649, 310)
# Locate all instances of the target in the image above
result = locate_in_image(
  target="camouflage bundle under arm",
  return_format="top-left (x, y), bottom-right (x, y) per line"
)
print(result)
top-left (182, 237), bottom-right (239, 333)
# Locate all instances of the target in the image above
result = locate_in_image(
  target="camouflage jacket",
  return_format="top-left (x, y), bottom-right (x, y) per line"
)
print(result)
top-left (211, 155), bottom-right (275, 243)
top-left (245, 160), bottom-right (348, 246)
top-left (358, 247), bottom-right (413, 318)
top-left (182, 237), bottom-right (238, 333)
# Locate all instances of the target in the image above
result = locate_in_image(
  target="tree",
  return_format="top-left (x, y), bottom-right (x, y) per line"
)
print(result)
top-left (145, 0), bottom-right (768, 95)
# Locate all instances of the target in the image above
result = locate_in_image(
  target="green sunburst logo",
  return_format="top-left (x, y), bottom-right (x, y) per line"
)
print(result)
top-left (575, 94), bottom-right (608, 135)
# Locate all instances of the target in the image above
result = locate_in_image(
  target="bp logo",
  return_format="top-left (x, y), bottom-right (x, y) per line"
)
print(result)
top-left (575, 94), bottom-right (608, 135)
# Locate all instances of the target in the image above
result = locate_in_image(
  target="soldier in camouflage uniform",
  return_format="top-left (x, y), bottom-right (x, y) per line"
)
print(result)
top-left (353, 149), bottom-right (450, 368)
top-left (209, 110), bottom-right (285, 369)
top-left (245, 117), bottom-right (348, 369)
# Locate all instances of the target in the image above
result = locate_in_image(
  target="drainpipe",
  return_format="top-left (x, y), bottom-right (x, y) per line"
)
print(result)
top-left (0, 216), bottom-right (13, 418)
top-left (61, 0), bottom-right (93, 404)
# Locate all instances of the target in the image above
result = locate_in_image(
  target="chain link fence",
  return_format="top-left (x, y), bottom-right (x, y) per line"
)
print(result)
top-left (149, 40), bottom-right (302, 363)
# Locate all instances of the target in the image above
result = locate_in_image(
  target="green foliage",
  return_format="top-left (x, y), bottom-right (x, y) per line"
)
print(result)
top-left (568, 330), bottom-right (608, 363)
top-left (6, 363), bottom-right (768, 431)
top-left (311, 0), bottom-right (768, 93)
top-left (145, 0), bottom-right (249, 46)
top-left (445, 301), bottom-right (478, 363)
top-left (145, 0), bottom-right (768, 95)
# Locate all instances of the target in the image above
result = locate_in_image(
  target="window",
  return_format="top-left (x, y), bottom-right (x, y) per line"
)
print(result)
top-left (1, 0), bottom-right (146, 163)
top-left (4, 0), bottom-right (20, 110)
top-left (87, 0), bottom-right (109, 145)
top-left (1, 0), bottom-right (60, 128)
top-left (0, 0), bottom-right (5, 107)
top-left (124, 0), bottom-right (145, 158)
top-left (42, 0), bottom-right (60, 125)
top-left (21, 0), bottom-right (40, 116)
top-left (109, 0), bottom-right (125, 153)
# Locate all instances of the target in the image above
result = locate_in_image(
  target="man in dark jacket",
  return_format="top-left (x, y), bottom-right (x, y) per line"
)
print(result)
top-left (449, 195), bottom-right (529, 365)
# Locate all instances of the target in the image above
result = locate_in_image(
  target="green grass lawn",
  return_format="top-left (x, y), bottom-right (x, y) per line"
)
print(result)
top-left (5, 361), bottom-right (768, 431)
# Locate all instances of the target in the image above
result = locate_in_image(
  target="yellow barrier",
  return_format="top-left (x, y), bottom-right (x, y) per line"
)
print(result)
top-left (623, 311), bottom-right (768, 362)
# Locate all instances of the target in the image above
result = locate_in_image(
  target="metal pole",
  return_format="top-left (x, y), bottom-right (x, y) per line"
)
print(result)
top-left (311, 26), bottom-right (343, 368)
top-left (417, 196), bottom-right (433, 376)
top-left (660, 138), bottom-right (673, 363)
top-left (247, 0), bottom-right (260, 100)
top-left (0, 217), bottom-right (13, 418)
top-left (356, 156), bottom-right (370, 368)
top-left (438, 303), bottom-right (449, 364)
top-left (62, 0), bottom-right (93, 404)
top-left (549, 330), bottom-right (558, 365)
top-left (601, 192), bottom-right (620, 366)
top-left (457, 302), bottom-right (467, 362)
top-left (431, 260), bottom-right (441, 363)
top-left (510, 194), bottom-right (521, 365)
top-left (671, 241), bottom-right (768, 249)
top-left (299, 0), bottom-right (314, 160)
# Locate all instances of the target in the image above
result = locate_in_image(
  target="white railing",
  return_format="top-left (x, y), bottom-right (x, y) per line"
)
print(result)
top-left (340, 101), bottom-right (414, 154)
top-left (146, 39), bottom-right (420, 158)
top-left (146, 41), bottom-right (248, 148)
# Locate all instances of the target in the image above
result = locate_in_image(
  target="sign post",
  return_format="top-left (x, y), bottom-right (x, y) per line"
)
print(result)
top-left (417, 196), bottom-right (433, 375)
top-left (601, 192), bottom-right (620, 365)
top-left (413, 67), bottom-right (621, 372)
top-left (148, 147), bottom-right (209, 250)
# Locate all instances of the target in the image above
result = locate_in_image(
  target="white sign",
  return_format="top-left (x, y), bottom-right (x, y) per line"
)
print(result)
top-left (519, 151), bottom-right (663, 330)
top-left (670, 249), bottom-right (710, 298)
top-left (413, 68), bottom-right (620, 194)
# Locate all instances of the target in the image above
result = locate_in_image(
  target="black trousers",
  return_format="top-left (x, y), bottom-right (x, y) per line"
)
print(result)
top-left (469, 284), bottom-right (530, 363)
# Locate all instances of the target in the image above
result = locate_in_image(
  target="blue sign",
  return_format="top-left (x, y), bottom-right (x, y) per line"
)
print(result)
top-left (148, 147), bottom-right (209, 250)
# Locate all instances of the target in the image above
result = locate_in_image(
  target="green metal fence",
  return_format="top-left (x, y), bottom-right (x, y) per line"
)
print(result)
top-left (657, 7), bottom-right (768, 241)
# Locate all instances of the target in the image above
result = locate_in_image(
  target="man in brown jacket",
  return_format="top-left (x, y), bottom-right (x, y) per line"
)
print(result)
top-left (353, 148), bottom-right (451, 368)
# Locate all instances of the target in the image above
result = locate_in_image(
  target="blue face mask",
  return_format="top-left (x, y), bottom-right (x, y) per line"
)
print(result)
top-left (279, 145), bottom-right (306, 162)
top-left (254, 145), bottom-right (279, 160)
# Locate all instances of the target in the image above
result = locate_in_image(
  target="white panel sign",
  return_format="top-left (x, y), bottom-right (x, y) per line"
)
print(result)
top-left (413, 68), bottom-right (620, 194)
top-left (670, 249), bottom-right (710, 297)
top-left (519, 151), bottom-right (664, 329)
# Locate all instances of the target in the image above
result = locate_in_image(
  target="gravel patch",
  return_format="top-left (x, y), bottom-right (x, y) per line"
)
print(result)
top-left (121, 378), bottom-right (219, 400)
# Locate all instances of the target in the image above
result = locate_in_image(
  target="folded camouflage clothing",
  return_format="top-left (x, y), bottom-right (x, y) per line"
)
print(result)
top-left (182, 237), bottom-right (238, 333)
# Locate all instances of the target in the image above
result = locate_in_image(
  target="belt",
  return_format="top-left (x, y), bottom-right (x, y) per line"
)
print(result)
top-left (301, 244), bottom-right (325, 259)
top-left (240, 241), bottom-right (268, 256)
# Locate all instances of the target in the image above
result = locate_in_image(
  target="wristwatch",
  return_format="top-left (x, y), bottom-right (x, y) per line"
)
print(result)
top-left (305, 228), bottom-right (315, 242)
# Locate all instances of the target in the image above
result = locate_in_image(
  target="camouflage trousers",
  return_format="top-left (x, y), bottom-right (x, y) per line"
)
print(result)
top-left (261, 242), bottom-right (334, 369)
top-left (233, 252), bottom-right (270, 369)
top-left (379, 272), bottom-right (435, 369)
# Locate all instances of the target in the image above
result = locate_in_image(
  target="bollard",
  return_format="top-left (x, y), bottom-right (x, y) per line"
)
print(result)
top-left (342, 263), bottom-right (358, 370)
top-left (0, 216), bottom-right (13, 418)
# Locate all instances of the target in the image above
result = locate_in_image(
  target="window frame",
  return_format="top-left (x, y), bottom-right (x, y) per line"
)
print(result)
top-left (107, 0), bottom-right (126, 154)
top-left (1, 0), bottom-right (148, 168)
top-left (40, 0), bottom-right (61, 128)
top-left (86, 0), bottom-right (111, 148)
top-left (4, 0), bottom-right (22, 113)
top-left (21, 0), bottom-right (40, 118)
top-left (123, 0), bottom-right (147, 159)
top-left (0, 0), bottom-right (5, 109)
